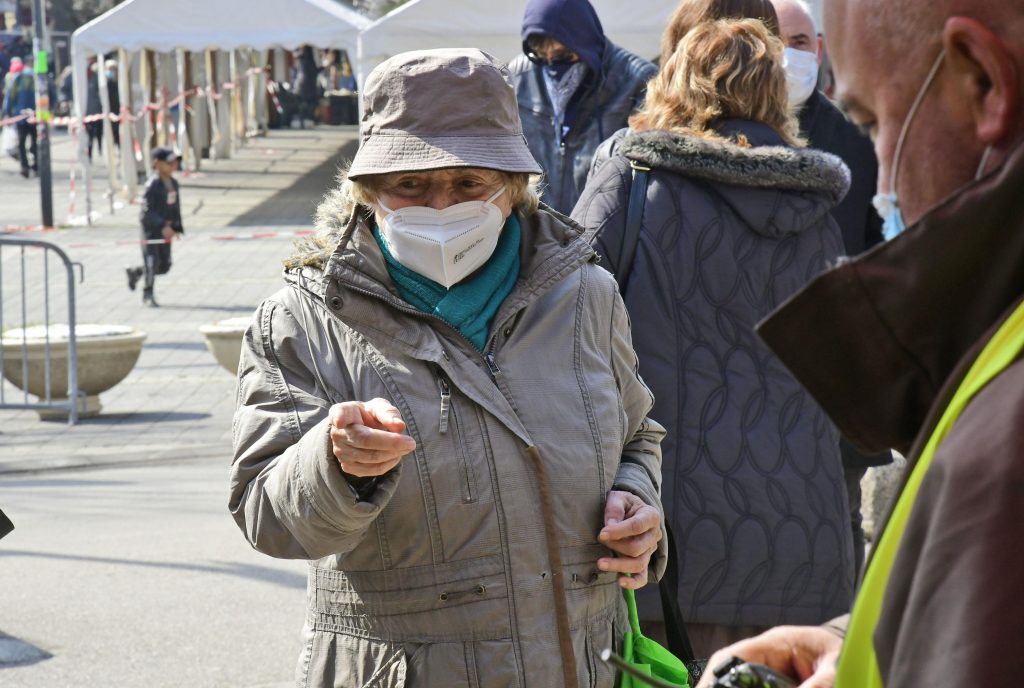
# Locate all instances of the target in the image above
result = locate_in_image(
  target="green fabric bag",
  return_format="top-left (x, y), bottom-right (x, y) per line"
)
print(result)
top-left (619, 588), bottom-right (690, 688)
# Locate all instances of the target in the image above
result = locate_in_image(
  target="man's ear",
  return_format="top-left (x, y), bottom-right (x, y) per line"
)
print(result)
top-left (943, 16), bottom-right (1020, 146)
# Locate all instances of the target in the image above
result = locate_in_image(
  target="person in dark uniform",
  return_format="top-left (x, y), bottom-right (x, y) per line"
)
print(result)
top-left (126, 147), bottom-right (184, 307)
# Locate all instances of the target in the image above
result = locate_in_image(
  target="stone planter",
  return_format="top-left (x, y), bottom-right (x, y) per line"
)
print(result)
top-left (1, 324), bottom-right (146, 418)
top-left (199, 317), bottom-right (250, 374)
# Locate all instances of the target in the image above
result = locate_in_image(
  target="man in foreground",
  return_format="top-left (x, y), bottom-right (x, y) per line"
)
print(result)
top-left (697, 0), bottom-right (1024, 685)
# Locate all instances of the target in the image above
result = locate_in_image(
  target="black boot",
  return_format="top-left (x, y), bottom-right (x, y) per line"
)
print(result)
top-left (126, 267), bottom-right (142, 291)
top-left (142, 290), bottom-right (159, 308)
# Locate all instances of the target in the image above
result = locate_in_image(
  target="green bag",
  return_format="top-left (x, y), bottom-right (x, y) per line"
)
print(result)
top-left (619, 588), bottom-right (690, 688)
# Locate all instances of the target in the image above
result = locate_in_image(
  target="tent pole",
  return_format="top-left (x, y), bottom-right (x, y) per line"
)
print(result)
top-left (96, 56), bottom-right (119, 213)
top-left (176, 48), bottom-right (191, 171)
top-left (118, 49), bottom-right (138, 201)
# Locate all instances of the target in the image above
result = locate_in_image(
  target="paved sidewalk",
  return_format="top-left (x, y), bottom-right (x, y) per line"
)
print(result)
top-left (0, 127), bottom-right (359, 474)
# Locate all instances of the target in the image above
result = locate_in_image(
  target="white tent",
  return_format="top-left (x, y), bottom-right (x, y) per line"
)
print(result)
top-left (71, 0), bottom-right (369, 56)
top-left (69, 0), bottom-right (369, 223)
top-left (357, 0), bottom-right (676, 85)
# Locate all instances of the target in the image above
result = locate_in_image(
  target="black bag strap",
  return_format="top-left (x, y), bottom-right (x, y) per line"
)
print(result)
top-left (660, 523), bottom-right (699, 665)
top-left (616, 160), bottom-right (650, 296)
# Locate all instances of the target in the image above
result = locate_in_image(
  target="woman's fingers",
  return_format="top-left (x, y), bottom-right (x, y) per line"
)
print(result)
top-left (329, 400), bottom-right (415, 476)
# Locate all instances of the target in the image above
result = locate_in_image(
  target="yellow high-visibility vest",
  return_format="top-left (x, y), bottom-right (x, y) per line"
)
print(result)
top-left (836, 298), bottom-right (1024, 687)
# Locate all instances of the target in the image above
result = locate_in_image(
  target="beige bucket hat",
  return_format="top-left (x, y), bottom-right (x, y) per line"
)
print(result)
top-left (347, 48), bottom-right (542, 179)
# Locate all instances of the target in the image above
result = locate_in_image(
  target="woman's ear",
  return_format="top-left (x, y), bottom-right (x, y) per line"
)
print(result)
top-left (943, 16), bottom-right (1021, 146)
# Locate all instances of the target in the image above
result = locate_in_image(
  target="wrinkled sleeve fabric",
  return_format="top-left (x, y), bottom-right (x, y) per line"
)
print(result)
top-left (606, 277), bottom-right (668, 580)
top-left (875, 358), bottom-right (1024, 686)
top-left (229, 294), bottom-right (400, 561)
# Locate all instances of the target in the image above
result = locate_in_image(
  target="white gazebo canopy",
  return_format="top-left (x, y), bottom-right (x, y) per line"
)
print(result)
top-left (68, 0), bottom-right (370, 223)
top-left (357, 0), bottom-right (675, 84)
top-left (72, 0), bottom-right (370, 56)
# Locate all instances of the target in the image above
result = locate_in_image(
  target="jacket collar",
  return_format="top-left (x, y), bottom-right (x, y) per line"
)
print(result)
top-left (286, 200), bottom-right (596, 357)
top-left (757, 139), bottom-right (1024, 454)
top-left (617, 126), bottom-right (850, 205)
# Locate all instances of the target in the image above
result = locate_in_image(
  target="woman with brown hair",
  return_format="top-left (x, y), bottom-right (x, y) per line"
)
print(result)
top-left (587, 0), bottom-right (781, 178)
top-left (573, 18), bottom-right (854, 657)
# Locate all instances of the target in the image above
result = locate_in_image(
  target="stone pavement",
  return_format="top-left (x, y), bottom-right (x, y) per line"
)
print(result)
top-left (0, 126), bottom-right (359, 474)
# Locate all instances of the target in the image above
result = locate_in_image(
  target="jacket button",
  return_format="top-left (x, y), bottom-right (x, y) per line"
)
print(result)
top-left (503, 327), bottom-right (512, 337)
top-left (328, 296), bottom-right (343, 310)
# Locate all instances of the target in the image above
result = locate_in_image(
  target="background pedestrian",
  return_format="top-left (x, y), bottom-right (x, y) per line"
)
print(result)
top-left (508, 0), bottom-right (656, 214)
top-left (126, 146), bottom-right (184, 307)
top-left (574, 17), bottom-right (854, 658)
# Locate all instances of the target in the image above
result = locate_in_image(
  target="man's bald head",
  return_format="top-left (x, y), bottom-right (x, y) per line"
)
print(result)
top-left (825, 0), bottom-right (1024, 225)
top-left (772, 0), bottom-right (819, 57)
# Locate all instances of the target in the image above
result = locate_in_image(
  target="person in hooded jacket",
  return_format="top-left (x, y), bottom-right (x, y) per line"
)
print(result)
top-left (508, 0), bottom-right (656, 215)
top-left (230, 48), bottom-right (667, 688)
top-left (573, 18), bottom-right (854, 657)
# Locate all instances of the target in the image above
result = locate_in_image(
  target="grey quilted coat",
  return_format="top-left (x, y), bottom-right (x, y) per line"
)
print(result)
top-left (572, 121), bottom-right (855, 627)
top-left (229, 190), bottom-right (667, 687)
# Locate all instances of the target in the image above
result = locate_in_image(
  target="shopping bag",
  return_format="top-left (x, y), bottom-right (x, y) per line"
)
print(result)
top-left (618, 588), bottom-right (689, 688)
top-left (2, 125), bottom-right (18, 160)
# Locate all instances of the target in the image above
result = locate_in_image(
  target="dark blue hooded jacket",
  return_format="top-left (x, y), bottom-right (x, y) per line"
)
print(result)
top-left (510, 0), bottom-right (656, 214)
top-left (521, 0), bottom-right (606, 76)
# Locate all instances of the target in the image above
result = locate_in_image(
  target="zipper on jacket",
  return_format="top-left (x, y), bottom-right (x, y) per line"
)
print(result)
top-left (485, 353), bottom-right (501, 377)
top-left (435, 370), bottom-right (477, 504)
top-left (438, 375), bottom-right (451, 435)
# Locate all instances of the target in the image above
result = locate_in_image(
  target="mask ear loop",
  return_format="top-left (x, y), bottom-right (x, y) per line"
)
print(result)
top-left (296, 271), bottom-right (338, 406)
top-left (975, 145), bottom-right (994, 181)
top-left (889, 49), bottom-right (946, 195)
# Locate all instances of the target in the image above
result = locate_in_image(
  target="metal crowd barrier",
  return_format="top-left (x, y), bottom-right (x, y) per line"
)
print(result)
top-left (0, 237), bottom-right (85, 425)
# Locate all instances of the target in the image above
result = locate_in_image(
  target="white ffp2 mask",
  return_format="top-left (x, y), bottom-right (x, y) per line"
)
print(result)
top-left (783, 47), bottom-right (819, 108)
top-left (378, 186), bottom-right (507, 289)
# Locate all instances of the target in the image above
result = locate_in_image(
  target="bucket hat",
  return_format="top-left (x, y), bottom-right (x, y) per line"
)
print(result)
top-left (347, 48), bottom-right (541, 179)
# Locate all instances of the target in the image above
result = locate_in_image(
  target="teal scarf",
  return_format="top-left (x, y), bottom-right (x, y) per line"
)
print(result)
top-left (373, 215), bottom-right (521, 351)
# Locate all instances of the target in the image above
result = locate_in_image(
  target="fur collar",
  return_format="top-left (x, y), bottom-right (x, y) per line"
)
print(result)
top-left (618, 127), bottom-right (850, 204)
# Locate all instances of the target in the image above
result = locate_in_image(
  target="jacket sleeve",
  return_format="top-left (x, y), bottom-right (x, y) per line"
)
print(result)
top-left (606, 280), bottom-right (668, 580)
top-left (139, 181), bottom-right (166, 236)
top-left (572, 156), bottom-right (632, 277)
top-left (229, 295), bottom-right (401, 560)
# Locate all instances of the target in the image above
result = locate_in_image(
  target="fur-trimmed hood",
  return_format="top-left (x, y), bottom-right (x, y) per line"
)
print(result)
top-left (283, 184), bottom-right (359, 272)
top-left (618, 125), bottom-right (850, 202)
top-left (618, 122), bottom-right (851, 239)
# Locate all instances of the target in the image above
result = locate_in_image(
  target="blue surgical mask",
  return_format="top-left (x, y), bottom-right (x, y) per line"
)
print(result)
top-left (872, 51), bottom-right (945, 240)
top-left (873, 50), bottom-right (994, 240)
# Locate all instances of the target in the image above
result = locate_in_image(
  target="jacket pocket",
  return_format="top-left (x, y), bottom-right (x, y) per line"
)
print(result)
top-left (298, 629), bottom-right (406, 688)
top-left (437, 372), bottom-right (478, 504)
top-left (403, 640), bottom-right (478, 687)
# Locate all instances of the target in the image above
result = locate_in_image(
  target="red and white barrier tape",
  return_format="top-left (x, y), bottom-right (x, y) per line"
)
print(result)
top-left (0, 227), bottom-right (314, 245)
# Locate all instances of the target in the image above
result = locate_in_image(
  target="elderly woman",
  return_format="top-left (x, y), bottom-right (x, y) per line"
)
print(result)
top-left (229, 49), bottom-right (666, 688)
top-left (573, 20), bottom-right (853, 657)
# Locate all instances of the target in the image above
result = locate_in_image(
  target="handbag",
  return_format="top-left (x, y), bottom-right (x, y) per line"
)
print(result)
top-left (618, 586), bottom-right (690, 688)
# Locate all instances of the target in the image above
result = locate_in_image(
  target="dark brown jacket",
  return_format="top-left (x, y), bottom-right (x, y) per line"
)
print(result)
top-left (757, 140), bottom-right (1024, 686)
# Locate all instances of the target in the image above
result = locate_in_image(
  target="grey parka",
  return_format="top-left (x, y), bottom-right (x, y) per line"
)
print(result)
top-left (229, 193), bottom-right (666, 688)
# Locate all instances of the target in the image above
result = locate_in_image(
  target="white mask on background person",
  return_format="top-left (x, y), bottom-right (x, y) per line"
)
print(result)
top-left (783, 47), bottom-right (819, 108)
top-left (378, 186), bottom-right (507, 289)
